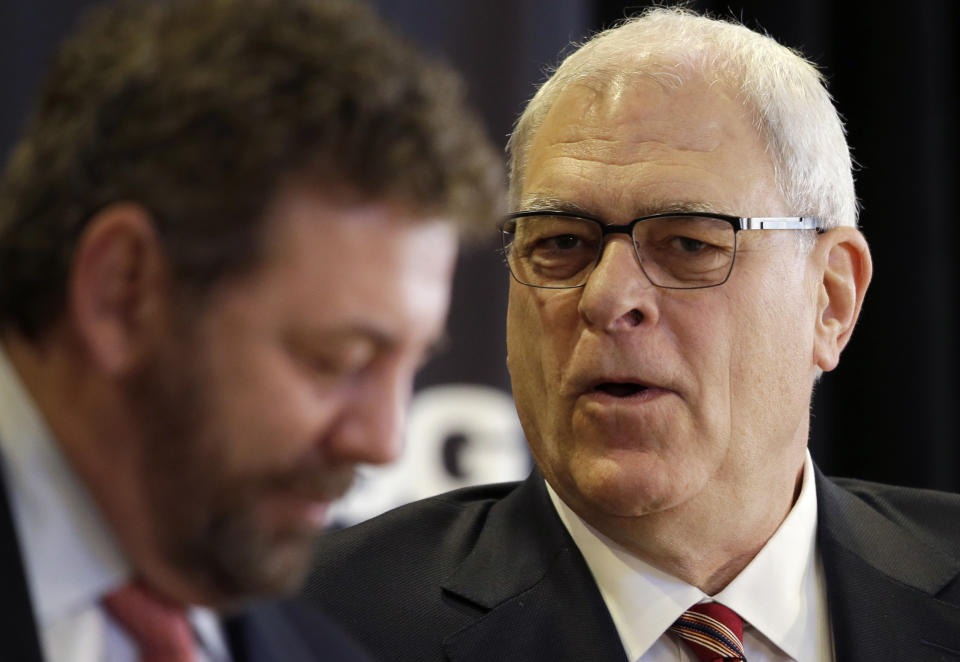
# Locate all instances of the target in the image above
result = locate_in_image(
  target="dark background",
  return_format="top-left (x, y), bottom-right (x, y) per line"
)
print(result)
top-left (2, 1), bottom-right (956, 491)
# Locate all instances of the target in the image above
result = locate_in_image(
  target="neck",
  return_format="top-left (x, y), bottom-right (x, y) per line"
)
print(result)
top-left (1, 331), bottom-right (175, 592)
top-left (566, 449), bottom-right (806, 595)
top-left (4, 331), bottom-right (239, 608)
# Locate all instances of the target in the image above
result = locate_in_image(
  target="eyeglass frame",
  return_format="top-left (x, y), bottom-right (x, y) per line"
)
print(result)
top-left (500, 210), bottom-right (826, 290)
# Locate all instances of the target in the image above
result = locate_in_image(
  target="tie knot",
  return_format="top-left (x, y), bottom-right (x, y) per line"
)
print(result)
top-left (669, 602), bottom-right (746, 662)
top-left (102, 581), bottom-right (198, 662)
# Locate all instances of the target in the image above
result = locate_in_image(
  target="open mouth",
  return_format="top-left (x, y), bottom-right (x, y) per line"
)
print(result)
top-left (593, 382), bottom-right (649, 397)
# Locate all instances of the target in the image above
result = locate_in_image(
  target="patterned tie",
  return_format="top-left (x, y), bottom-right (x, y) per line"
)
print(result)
top-left (102, 580), bottom-right (199, 662)
top-left (669, 602), bottom-right (747, 661)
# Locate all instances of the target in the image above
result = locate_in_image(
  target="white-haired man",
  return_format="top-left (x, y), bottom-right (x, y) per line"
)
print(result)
top-left (305, 8), bottom-right (960, 661)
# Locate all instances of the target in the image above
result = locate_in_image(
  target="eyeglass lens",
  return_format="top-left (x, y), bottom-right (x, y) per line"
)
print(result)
top-left (503, 214), bottom-right (736, 289)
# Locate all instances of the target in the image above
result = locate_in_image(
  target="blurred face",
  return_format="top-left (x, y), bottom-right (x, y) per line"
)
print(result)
top-left (507, 75), bottom-right (820, 524)
top-left (129, 187), bottom-right (457, 601)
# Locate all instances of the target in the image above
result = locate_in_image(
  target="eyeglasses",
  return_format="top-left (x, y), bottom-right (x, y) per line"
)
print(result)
top-left (500, 211), bottom-right (825, 290)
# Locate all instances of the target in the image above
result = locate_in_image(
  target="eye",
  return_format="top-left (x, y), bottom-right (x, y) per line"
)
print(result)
top-left (287, 334), bottom-right (378, 382)
top-left (641, 216), bottom-right (734, 256)
top-left (505, 214), bottom-right (601, 286)
top-left (540, 233), bottom-right (583, 251)
top-left (674, 236), bottom-right (708, 253)
top-left (512, 219), bottom-right (597, 259)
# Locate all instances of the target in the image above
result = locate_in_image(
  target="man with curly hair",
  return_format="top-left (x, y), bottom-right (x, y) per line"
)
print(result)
top-left (0, 0), bottom-right (503, 659)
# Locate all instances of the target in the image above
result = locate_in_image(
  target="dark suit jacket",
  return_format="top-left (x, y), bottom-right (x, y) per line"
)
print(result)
top-left (0, 464), bottom-right (372, 662)
top-left (303, 467), bottom-right (960, 661)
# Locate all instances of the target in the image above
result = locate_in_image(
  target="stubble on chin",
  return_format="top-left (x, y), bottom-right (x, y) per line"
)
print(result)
top-left (126, 343), bottom-right (355, 604)
top-left (177, 461), bottom-right (357, 602)
top-left (145, 432), bottom-right (358, 602)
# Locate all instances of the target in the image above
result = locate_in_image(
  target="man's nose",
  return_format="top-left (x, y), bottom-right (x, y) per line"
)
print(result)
top-left (326, 364), bottom-right (410, 467)
top-left (578, 236), bottom-right (659, 331)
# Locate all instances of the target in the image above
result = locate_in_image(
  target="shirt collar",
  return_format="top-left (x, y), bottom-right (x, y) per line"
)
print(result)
top-left (0, 344), bottom-right (233, 660)
top-left (0, 343), bottom-right (131, 626)
top-left (546, 451), bottom-right (823, 661)
top-left (714, 451), bottom-right (824, 661)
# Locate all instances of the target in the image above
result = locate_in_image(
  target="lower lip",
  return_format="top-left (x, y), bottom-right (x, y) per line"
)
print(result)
top-left (581, 387), bottom-right (672, 404)
top-left (303, 501), bottom-right (330, 527)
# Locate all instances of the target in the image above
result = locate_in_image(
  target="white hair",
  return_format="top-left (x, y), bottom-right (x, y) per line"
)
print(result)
top-left (507, 7), bottom-right (858, 230)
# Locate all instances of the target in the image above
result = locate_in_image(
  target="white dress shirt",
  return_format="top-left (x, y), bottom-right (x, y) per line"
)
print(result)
top-left (0, 345), bottom-right (230, 662)
top-left (546, 452), bottom-right (834, 661)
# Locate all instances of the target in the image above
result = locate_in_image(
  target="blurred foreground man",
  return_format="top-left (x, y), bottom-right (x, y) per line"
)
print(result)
top-left (305, 8), bottom-right (960, 661)
top-left (0, 0), bottom-right (502, 660)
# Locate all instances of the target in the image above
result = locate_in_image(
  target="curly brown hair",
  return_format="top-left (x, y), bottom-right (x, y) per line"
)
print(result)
top-left (0, 0), bottom-right (504, 339)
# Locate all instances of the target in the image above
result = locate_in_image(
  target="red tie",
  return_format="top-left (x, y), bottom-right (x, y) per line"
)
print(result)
top-left (669, 602), bottom-right (747, 661)
top-left (102, 581), bottom-right (199, 662)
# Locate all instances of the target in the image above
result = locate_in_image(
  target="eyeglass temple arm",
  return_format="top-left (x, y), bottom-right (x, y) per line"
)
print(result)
top-left (739, 217), bottom-right (824, 231)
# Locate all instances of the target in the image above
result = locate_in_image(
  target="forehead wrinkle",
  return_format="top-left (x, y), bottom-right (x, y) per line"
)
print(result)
top-left (523, 81), bottom-right (772, 223)
top-left (534, 131), bottom-right (724, 178)
top-left (526, 94), bottom-right (732, 206)
top-left (517, 187), bottom-right (726, 221)
top-left (545, 91), bottom-right (727, 154)
top-left (524, 151), bottom-right (733, 217)
top-left (610, 117), bottom-right (724, 154)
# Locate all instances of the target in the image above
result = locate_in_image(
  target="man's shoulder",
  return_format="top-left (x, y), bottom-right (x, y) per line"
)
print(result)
top-left (302, 479), bottom-right (535, 662)
top-left (308, 482), bottom-right (521, 584)
top-left (830, 475), bottom-right (960, 510)
top-left (818, 475), bottom-right (960, 656)
top-left (317, 479), bottom-right (524, 561)
top-left (826, 475), bottom-right (960, 549)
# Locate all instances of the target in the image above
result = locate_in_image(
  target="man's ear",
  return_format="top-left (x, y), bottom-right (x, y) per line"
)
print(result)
top-left (812, 226), bottom-right (873, 373)
top-left (69, 203), bottom-right (170, 375)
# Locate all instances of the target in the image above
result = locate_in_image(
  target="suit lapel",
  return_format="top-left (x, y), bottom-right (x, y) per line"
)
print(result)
top-left (0, 461), bottom-right (46, 662)
top-left (816, 470), bottom-right (960, 660)
top-left (441, 472), bottom-right (627, 662)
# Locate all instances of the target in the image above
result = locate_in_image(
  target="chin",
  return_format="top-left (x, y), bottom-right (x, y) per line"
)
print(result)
top-left (567, 454), bottom-right (693, 518)
top-left (251, 537), bottom-right (318, 593)
top-left (170, 507), bottom-right (321, 604)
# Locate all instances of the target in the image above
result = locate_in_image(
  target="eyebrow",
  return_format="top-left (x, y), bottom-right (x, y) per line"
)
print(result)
top-left (638, 200), bottom-right (725, 216)
top-left (285, 324), bottom-right (393, 357)
top-left (515, 195), bottom-right (726, 219)
top-left (290, 324), bottom-right (449, 364)
top-left (515, 194), bottom-right (591, 215)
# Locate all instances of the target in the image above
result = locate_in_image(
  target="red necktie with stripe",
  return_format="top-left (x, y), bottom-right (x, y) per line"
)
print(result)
top-left (669, 602), bottom-right (747, 661)
top-left (102, 580), bottom-right (199, 662)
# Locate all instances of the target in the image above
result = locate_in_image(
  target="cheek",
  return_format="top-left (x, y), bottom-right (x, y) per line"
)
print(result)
top-left (506, 289), bottom-right (580, 389)
top-left (507, 289), bottom-right (580, 452)
top-left (726, 278), bottom-right (815, 417)
top-left (506, 289), bottom-right (537, 381)
top-left (668, 298), bottom-right (736, 438)
top-left (667, 293), bottom-right (735, 387)
top-left (205, 350), bottom-right (325, 474)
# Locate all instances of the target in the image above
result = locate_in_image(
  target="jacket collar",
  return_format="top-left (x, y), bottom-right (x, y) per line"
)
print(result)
top-left (440, 471), bottom-right (628, 661)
